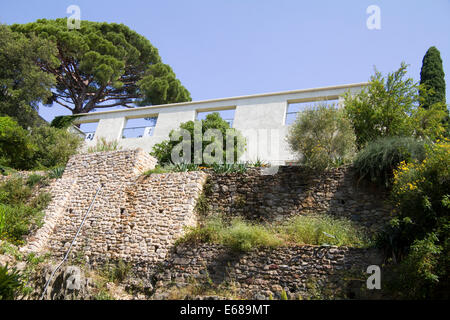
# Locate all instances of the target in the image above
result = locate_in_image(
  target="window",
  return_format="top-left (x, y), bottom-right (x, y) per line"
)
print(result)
top-left (122, 117), bottom-right (158, 139)
top-left (80, 122), bottom-right (99, 141)
top-left (196, 109), bottom-right (235, 127)
top-left (285, 99), bottom-right (339, 125)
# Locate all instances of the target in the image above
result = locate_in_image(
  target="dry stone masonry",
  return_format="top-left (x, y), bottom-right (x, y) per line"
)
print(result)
top-left (15, 150), bottom-right (392, 299)
top-left (154, 243), bottom-right (383, 299)
top-left (22, 149), bottom-right (207, 274)
top-left (205, 166), bottom-right (392, 233)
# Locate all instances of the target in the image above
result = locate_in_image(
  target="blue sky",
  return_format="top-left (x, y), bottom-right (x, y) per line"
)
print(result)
top-left (1, 0), bottom-right (449, 123)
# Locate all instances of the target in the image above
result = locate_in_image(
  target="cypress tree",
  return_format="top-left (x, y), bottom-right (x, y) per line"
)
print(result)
top-left (420, 46), bottom-right (446, 108)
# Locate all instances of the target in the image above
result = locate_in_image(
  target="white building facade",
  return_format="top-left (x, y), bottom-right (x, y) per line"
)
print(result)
top-left (75, 83), bottom-right (367, 165)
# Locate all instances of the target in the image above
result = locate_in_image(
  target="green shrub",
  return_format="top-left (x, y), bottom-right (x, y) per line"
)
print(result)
top-left (0, 116), bottom-right (35, 169)
top-left (0, 177), bottom-right (32, 204)
top-left (0, 117), bottom-right (81, 170)
top-left (391, 140), bottom-right (449, 244)
top-left (279, 215), bottom-right (369, 247)
top-left (29, 126), bottom-right (82, 169)
top-left (353, 136), bottom-right (426, 187)
top-left (151, 112), bottom-right (246, 166)
top-left (0, 177), bottom-right (50, 244)
top-left (380, 140), bottom-right (450, 298)
top-left (385, 233), bottom-right (443, 299)
top-left (26, 173), bottom-right (47, 187)
top-left (0, 264), bottom-right (25, 300)
top-left (287, 104), bottom-right (356, 171)
top-left (87, 137), bottom-right (121, 153)
top-left (343, 63), bottom-right (446, 148)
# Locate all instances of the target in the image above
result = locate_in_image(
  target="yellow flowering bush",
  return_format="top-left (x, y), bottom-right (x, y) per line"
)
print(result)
top-left (385, 139), bottom-right (450, 298)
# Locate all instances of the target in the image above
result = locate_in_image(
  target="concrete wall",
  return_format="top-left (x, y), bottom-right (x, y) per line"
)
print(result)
top-left (75, 83), bottom-right (367, 165)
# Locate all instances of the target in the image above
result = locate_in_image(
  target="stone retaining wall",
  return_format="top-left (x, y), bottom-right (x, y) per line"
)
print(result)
top-left (206, 166), bottom-right (392, 232)
top-left (154, 243), bottom-right (384, 299)
top-left (22, 149), bottom-right (207, 271)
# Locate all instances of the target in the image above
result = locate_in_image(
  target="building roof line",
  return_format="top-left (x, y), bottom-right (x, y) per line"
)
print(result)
top-left (75, 82), bottom-right (369, 118)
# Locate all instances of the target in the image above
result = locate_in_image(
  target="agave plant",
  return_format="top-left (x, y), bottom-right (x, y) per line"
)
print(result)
top-left (48, 166), bottom-right (65, 179)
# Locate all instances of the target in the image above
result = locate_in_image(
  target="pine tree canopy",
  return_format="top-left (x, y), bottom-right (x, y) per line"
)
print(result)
top-left (11, 19), bottom-right (191, 114)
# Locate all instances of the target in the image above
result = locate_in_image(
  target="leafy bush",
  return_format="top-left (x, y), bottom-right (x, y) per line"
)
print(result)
top-left (279, 215), bottom-right (369, 247)
top-left (0, 177), bottom-right (50, 244)
top-left (151, 112), bottom-right (246, 166)
top-left (87, 137), bottom-right (121, 153)
top-left (391, 140), bottom-right (449, 243)
top-left (0, 116), bottom-right (81, 170)
top-left (385, 233), bottom-right (442, 299)
top-left (287, 104), bottom-right (356, 170)
top-left (0, 116), bottom-right (35, 169)
top-left (353, 136), bottom-right (427, 187)
top-left (343, 63), bottom-right (446, 148)
top-left (380, 140), bottom-right (450, 298)
top-left (29, 126), bottom-right (82, 169)
top-left (0, 264), bottom-right (25, 300)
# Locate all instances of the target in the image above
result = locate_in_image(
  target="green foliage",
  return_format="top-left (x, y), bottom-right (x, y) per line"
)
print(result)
top-left (391, 141), bottom-right (449, 244)
top-left (211, 163), bottom-right (247, 174)
top-left (179, 216), bottom-right (282, 252)
top-left (25, 173), bottom-right (47, 188)
top-left (0, 264), bottom-right (25, 300)
top-left (0, 177), bottom-right (50, 244)
top-left (279, 215), bottom-right (369, 247)
top-left (385, 233), bottom-right (443, 299)
top-left (222, 219), bottom-right (282, 252)
top-left (29, 125), bottom-right (82, 169)
top-left (50, 115), bottom-right (80, 129)
top-left (12, 19), bottom-right (190, 114)
top-left (0, 116), bottom-right (81, 171)
top-left (87, 137), bottom-right (121, 153)
top-left (343, 63), bottom-right (446, 148)
top-left (353, 136), bottom-right (426, 187)
top-left (151, 112), bottom-right (246, 166)
top-left (179, 214), bottom-right (367, 251)
top-left (47, 166), bottom-right (65, 179)
top-left (420, 47), bottom-right (446, 109)
top-left (101, 260), bottom-right (132, 284)
top-left (379, 140), bottom-right (450, 298)
top-left (0, 25), bottom-right (56, 128)
top-left (143, 165), bottom-right (171, 175)
top-left (172, 163), bottom-right (200, 172)
top-left (287, 104), bottom-right (356, 170)
top-left (0, 116), bottom-right (35, 169)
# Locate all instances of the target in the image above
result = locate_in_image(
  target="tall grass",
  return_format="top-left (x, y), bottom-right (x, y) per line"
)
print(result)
top-left (279, 215), bottom-right (369, 247)
top-left (87, 137), bottom-right (121, 153)
top-left (353, 136), bottom-right (426, 187)
top-left (179, 216), bottom-right (282, 252)
top-left (179, 214), bottom-right (368, 251)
